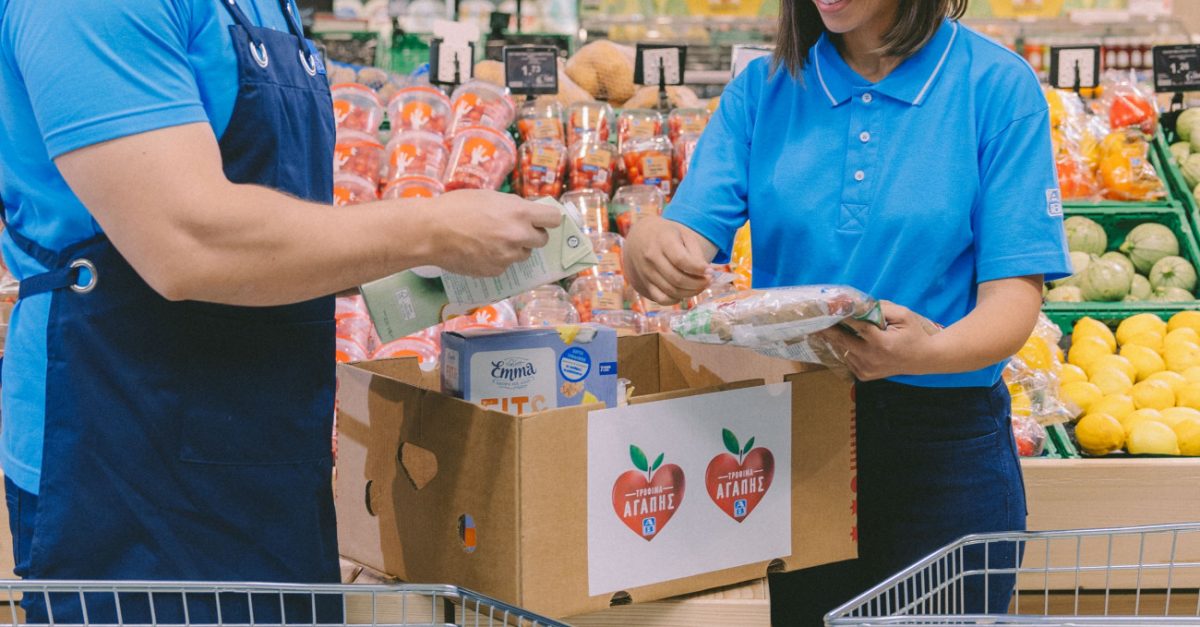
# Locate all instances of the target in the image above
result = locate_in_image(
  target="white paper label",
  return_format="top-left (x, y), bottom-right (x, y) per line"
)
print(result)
top-left (469, 347), bottom-right (557, 415)
top-left (642, 49), bottom-right (681, 85)
top-left (442, 250), bottom-right (555, 306)
top-left (587, 384), bottom-right (792, 595)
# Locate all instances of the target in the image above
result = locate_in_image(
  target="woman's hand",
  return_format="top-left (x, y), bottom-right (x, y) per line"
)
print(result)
top-left (624, 216), bottom-right (718, 305)
top-left (820, 301), bottom-right (940, 381)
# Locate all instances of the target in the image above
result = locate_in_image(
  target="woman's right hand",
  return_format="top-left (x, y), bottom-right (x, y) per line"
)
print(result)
top-left (624, 215), bottom-right (716, 305)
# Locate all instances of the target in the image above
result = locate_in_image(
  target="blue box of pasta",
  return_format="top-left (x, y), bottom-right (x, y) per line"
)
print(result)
top-left (441, 325), bottom-right (619, 416)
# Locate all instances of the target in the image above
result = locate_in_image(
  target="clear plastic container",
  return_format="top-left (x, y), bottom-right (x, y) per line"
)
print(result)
top-left (519, 298), bottom-right (581, 326)
top-left (516, 138), bottom-right (567, 200)
top-left (371, 336), bottom-right (440, 369)
top-left (510, 284), bottom-right (570, 313)
top-left (668, 107), bottom-right (710, 143)
top-left (569, 274), bottom-right (627, 322)
top-left (687, 278), bottom-right (740, 308)
top-left (640, 309), bottom-right (681, 334)
top-left (561, 189), bottom-right (610, 233)
top-left (567, 101), bottom-right (613, 145)
top-left (584, 231), bottom-right (624, 277)
top-left (568, 132), bottom-right (616, 196)
top-left (334, 130), bottom-right (386, 186)
top-left (336, 336), bottom-right (370, 363)
top-left (385, 130), bottom-right (448, 182)
top-left (333, 173), bottom-right (379, 206)
top-left (621, 136), bottom-right (675, 198)
top-left (448, 80), bottom-right (517, 137)
top-left (617, 109), bottom-right (664, 152)
top-left (335, 314), bottom-right (375, 348)
top-left (611, 184), bottom-right (665, 236)
top-left (387, 85), bottom-right (452, 136)
top-left (332, 83), bottom-right (385, 133)
top-left (382, 175), bottom-right (445, 199)
top-left (673, 132), bottom-right (701, 185)
top-left (516, 99), bottom-right (565, 143)
top-left (443, 125), bottom-right (517, 191)
top-left (593, 310), bottom-right (644, 335)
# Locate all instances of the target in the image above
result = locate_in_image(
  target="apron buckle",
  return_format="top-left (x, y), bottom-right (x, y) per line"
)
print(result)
top-left (69, 259), bottom-right (97, 294)
top-left (250, 41), bottom-right (269, 68)
top-left (299, 49), bottom-right (318, 77)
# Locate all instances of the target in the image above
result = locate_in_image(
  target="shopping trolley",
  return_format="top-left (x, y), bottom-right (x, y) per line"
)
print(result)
top-left (827, 523), bottom-right (1200, 626)
top-left (0, 581), bottom-right (569, 627)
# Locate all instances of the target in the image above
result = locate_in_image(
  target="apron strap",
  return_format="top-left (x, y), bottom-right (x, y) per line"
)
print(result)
top-left (220, 0), bottom-right (315, 65)
top-left (217, 0), bottom-right (260, 35)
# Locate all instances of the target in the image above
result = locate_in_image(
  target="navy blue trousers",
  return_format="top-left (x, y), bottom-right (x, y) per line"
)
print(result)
top-left (769, 379), bottom-right (1027, 626)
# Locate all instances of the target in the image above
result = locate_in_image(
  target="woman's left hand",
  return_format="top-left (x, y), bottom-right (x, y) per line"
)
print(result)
top-left (819, 301), bottom-right (941, 381)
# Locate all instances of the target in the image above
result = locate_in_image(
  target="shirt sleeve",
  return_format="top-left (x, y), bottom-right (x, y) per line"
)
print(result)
top-left (661, 63), bottom-right (758, 264)
top-left (972, 107), bottom-right (1073, 284)
top-left (9, 0), bottom-right (208, 159)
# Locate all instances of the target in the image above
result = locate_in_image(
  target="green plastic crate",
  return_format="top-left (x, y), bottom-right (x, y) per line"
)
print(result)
top-left (1153, 128), bottom-right (1200, 235)
top-left (1042, 205), bottom-right (1200, 335)
top-left (1045, 422), bottom-right (1081, 459)
top-left (1063, 133), bottom-right (1173, 210)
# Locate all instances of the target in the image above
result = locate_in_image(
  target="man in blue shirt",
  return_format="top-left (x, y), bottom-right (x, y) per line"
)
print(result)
top-left (0, 0), bottom-right (558, 618)
top-left (624, 0), bottom-right (1070, 623)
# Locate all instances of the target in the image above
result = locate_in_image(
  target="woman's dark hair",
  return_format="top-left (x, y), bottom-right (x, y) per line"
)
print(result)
top-left (774, 0), bottom-right (968, 76)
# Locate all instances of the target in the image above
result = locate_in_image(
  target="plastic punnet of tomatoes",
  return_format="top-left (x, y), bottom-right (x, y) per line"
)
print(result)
top-left (617, 109), bottom-right (664, 153)
top-left (334, 130), bottom-right (386, 186)
top-left (448, 80), bottom-right (517, 137)
top-left (382, 175), bottom-right (445, 199)
top-left (332, 83), bottom-right (384, 134)
top-left (561, 189), bottom-right (611, 233)
top-left (673, 132), bottom-right (701, 186)
top-left (567, 101), bottom-right (613, 146)
top-left (594, 309), bottom-right (645, 335)
top-left (443, 125), bottom-right (518, 191)
top-left (611, 184), bottom-right (665, 237)
top-left (333, 173), bottom-right (379, 206)
top-left (385, 130), bottom-right (448, 182)
top-left (668, 107), bottom-right (710, 143)
top-left (516, 138), bottom-right (568, 200)
top-left (516, 99), bottom-right (565, 143)
top-left (387, 85), bottom-right (452, 136)
top-left (568, 274), bottom-right (628, 323)
top-left (568, 132), bottom-right (617, 196)
top-left (622, 136), bottom-right (675, 198)
top-left (582, 231), bottom-right (624, 277)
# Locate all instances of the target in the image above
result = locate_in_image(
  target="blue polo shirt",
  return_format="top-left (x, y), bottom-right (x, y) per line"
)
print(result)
top-left (666, 20), bottom-right (1071, 388)
top-left (0, 0), bottom-right (301, 494)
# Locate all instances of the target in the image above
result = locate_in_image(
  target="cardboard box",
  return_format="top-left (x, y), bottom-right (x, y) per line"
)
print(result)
top-left (335, 333), bottom-right (856, 618)
top-left (442, 325), bottom-right (619, 414)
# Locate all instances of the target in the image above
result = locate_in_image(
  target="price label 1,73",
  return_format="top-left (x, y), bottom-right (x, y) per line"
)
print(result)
top-left (504, 45), bottom-right (559, 95)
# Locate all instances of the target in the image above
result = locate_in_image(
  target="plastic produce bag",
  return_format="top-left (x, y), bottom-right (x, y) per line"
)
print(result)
top-left (1098, 128), bottom-right (1166, 201)
top-left (1012, 415), bottom-right (1048, 457)
top-left (1101, 69), bottom-right (1159, 136)
top-left (670, 285), bottom-right (885, 368)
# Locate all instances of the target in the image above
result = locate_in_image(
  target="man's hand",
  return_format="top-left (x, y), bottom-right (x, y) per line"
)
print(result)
top-left (422, 190), bottom-right (562, 277)
top-left (623, 216), bottom-right (717, 304)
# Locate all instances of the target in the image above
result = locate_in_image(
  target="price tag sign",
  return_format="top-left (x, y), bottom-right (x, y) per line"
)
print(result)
top-left (430, 39), bottom-right (475, 85)
top-left (503, 45), bottom-right (559, 95)
top-left (731, 44), bottom-right (774, 80)
top-left (1154, 45), bottom-right (1200, 93)
top-left (635, 44), bottom-right (685, 86)
top-left (1048, 46), bottom-right (1100, 90)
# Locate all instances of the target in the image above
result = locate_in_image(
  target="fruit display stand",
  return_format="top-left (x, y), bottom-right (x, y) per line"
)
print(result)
top-left (1061, 140), bottom-right (1175, 211)
top-left (1154, 127), bottom-right (1200, 236)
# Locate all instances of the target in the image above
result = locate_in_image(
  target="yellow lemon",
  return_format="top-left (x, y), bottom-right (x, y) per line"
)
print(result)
top-left (1117, 313), bottom-right (1168, 346)
top-left (1165, 341), bottom-right (1200, 373)
top-left (1183, 366), bottom-right (1200, 385)
top-left (1067, 336), bottom-right (1113, 369)
top-left (1121, 408), bottom-right (1164, 438)
top-left (1088, 394), bottom-right (1136, 421)
top-left (1127, 420), bottom-right (1180, 455)
top-left (1054, 345), bottom-right (1066, 363)
top-left (1132, 379), bottom-right (1176, 410)
top-left (1060, 363), bottom-right (1088, 384)
top-left (1177, 383), bottom-right (1200, 411)
top-left (1122, 331), bottom-right (1166, 353)
top-left (1017, 336), bottom-right (1055, 371)
top-left (1160, 407), bottom-right (1200, 429)
top-left (1147, 370), bottom-right (1189, 394)
top-left (1119, 345), bottom-right (1166, 381)
top-left (1090, 368), bottom-right (1134, 396)
top-left (1075, 413), bottom-right (1125, 456)
top-left (1085, 355), bottom-right (1137, 383)
top-left (1061, 381), bottom-right (1103, 415)
top-left (1172, 418), bottom-right (1200, 456)
top-left (1165, 328), bottom-right (1200, 350)
top-left (1168, 311), bottom-right (1200, 335)
top-left (1074, 317), bottom-right (1117, 352)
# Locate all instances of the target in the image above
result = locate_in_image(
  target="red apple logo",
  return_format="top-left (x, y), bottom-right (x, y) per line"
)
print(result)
top-left (611, 445), bottom-right (685, 541)
top-left (706, 429), bottom-right (775, 523)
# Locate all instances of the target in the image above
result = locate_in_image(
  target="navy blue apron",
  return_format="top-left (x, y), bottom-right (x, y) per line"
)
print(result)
top-left (3, 0), bottom-right (339, 622)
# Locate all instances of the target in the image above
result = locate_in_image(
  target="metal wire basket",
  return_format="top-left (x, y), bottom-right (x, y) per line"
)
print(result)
top-left (0, 581), bottom-right (568, 627)
top-left (827, 523), bottom-right (1200, 626)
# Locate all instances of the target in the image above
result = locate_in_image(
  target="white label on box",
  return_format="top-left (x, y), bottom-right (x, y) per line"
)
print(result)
top-left (469, 347), bottom-right (557, 415)
top-left (586, 384), bottom-right (792, 596)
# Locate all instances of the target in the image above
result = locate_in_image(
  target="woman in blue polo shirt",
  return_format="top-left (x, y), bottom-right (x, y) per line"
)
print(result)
top-left (624, 0), bottom-right (1071, 623)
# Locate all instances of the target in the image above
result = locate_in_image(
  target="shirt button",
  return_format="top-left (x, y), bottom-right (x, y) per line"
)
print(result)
top-left (854, 170), bottom-right (865, 181)
top-left (862, 93), bottom-right (873, 104)
top-left (859, 131), bottom-right (871, 143)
